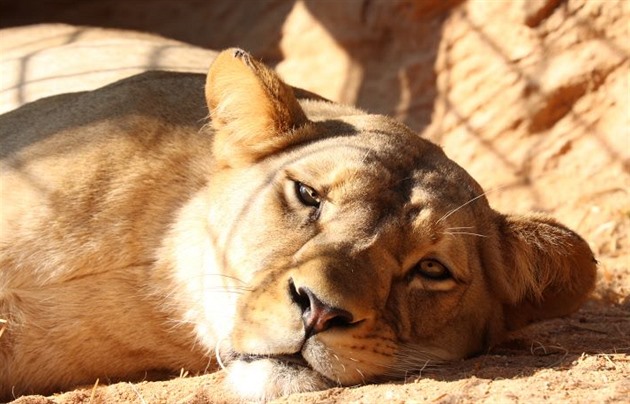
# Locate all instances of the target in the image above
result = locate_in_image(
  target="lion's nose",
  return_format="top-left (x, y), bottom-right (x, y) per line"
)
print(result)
top-left (290, 281), bottom-right (354, 338)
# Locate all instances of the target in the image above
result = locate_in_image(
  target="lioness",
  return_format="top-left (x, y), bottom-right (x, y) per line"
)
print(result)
top-left (0, 48), bottom-right (596, 401)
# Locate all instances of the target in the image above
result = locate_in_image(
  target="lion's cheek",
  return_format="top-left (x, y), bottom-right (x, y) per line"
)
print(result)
top-left (301, 329), bottom-right (399, 385)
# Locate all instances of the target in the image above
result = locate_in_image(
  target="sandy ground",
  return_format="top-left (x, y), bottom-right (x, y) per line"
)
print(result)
top-left (10, 294), bottom-right (629, 403)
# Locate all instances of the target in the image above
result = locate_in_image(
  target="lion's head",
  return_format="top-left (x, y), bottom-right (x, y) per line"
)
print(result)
top-left (165, 49), bottom-right (597, 400)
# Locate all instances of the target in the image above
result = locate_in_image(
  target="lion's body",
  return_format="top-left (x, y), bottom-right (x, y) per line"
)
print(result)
top-left (1, 72), bottom-right (216, 394)
top-left (0, 28), bottom-right (596, 402)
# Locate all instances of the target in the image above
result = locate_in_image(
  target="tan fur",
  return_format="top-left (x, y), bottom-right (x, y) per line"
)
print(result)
top-left (0, 24), bottom-right (214, 114)
top-left (0, 46), bottom-right (596, 401)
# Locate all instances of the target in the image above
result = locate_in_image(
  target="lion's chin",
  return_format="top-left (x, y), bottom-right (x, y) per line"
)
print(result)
top-left (225, 354), bottom-right (333, 401)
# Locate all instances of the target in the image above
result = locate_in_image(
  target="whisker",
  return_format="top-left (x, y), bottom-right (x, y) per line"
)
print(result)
top-left (215, 338), bottom-right (227, 370)
top-left (437, 194), bottom-right (487, 224)
top-left (355, 368), bottom-right (366, 384)
top-left (442, 231), bottom-right (488, 238)
top-left (334, 354), bottom-right (346, 373)
top-left (436, 185), bottom-right (506, 224)
top-left (360, 148), bottom-right (372, 165)
top-left (376, 344), bottom-right (450, 378)
top-left (208, 273), bottom-right (248, 285)
top-left (172, 272), bottom-right (249, 285)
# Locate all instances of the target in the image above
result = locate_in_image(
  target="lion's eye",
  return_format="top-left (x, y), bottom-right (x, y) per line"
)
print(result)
top-left (295, 182), bottom-right (321, 208)
top-left (414, 259), bottom-right (451, 281)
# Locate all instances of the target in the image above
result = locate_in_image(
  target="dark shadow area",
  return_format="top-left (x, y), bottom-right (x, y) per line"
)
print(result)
top-left (0, 0), bottom-right (462, 132)
top-left (0, 0), bottom-right (295, 63)
top-left (407, 300), bottom-right (630, 383)
top-left (1, 71), bottom-right (208, 158)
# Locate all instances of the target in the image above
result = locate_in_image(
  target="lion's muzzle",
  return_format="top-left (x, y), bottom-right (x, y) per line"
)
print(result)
top-left (288, 279), bottom-right (355, 339)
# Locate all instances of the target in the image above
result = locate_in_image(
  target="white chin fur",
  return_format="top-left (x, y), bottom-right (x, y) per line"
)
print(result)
top-left (226, 358), bottom-right (333, 401)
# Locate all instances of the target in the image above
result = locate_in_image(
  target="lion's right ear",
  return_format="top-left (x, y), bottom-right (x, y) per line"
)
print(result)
top-left (489, 214), bottom-right (597, 332)
top-left (205, 48), bottom-right (311, 167)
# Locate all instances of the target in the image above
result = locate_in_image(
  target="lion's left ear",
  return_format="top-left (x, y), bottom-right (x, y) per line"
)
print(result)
top-left (489, 214), bottom-right (597, 331)
top-left (205, 48), bottom-right (311, 167)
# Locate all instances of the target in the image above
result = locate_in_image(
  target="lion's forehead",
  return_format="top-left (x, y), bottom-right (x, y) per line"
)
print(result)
top-left (271, 133), bottom-right (486, 264)
top-left (287, 131), bottom-right (481, 213)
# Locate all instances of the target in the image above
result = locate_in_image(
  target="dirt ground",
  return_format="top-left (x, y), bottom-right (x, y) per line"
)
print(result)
top-left (3, 0), bottom-right (629, 403)
top-left (11, 297), bottom-right (629, 403)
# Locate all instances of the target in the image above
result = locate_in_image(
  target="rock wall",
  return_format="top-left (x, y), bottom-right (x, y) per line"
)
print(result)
top-left (428, 1), bottom-right (628, 301)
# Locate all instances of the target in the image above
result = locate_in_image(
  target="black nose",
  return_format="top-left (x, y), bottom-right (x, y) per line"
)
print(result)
top-left (289, 281), bottom-right (354, 339)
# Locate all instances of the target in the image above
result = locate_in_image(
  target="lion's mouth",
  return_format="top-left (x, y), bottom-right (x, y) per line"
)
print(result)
top-left (225, 351), bottom-right (335, 398)
top-left (240, 353), bottom-right (311, 369)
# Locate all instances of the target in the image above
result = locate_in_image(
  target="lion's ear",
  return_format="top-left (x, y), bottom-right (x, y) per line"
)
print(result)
top-left (490, 214), bottom-right (597, 331)
top-left (205, 48), bottom-right (310, 167)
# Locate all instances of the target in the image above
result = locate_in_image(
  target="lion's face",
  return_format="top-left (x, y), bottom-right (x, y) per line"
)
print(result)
top-left (211, 116), bottom-right (490, 381)
top-left (194, 50), bottom-right (596, 399)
